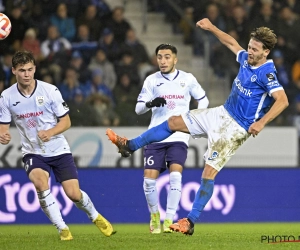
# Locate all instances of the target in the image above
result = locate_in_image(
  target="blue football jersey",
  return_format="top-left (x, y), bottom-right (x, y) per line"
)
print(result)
top-left (224, 50), bottom-right (283, 131)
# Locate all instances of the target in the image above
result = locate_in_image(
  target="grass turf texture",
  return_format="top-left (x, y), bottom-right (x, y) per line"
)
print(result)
top-left (1, 223), bottom-right (300, 250)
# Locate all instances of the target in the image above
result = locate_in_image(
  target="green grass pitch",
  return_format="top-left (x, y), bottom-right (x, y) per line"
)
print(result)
top-left (1, 223), bottom-right (300, 250)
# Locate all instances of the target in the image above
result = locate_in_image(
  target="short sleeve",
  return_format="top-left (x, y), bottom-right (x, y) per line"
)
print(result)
top-left (189, 74), bottom-right (206, 100)
top-left (0, 95), bottom-right (11, 123)
top-left (50, 88), bottom-right (69, 118)
top-left (236, 50), bottom-right (247, 64)
top-left (260, 71), bottom-right (283, 95)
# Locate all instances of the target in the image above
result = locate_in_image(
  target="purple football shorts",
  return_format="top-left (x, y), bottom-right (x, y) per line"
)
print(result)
top-left (22, 153), bottom-right (78, 183)
top-left (143, 142), bottom-right (188, 173)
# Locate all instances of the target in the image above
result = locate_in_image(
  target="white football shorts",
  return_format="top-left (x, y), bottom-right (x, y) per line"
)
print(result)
top-left (181, 105), bottom-right (250, 171)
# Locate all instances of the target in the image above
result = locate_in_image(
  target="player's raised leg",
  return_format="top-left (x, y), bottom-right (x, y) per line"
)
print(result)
top-left (106, 115), bottom-right (189, 157)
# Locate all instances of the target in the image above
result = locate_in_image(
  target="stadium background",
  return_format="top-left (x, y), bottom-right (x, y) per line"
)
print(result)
top-left (1, 0), bottom-right (300, 225)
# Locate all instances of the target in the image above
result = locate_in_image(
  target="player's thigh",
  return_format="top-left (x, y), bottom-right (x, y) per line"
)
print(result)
top-left (23, 154), bottom-right (51, 191)
top-left (144, 143), bottom-right (167, 174)
top-left (168, 115), bottom-right (189, 133)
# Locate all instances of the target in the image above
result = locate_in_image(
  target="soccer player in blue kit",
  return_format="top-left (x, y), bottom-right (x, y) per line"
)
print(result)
top-left (0, 51), bottom-right (115, 240)
top-left (106, 17), bottom-right (289, 234)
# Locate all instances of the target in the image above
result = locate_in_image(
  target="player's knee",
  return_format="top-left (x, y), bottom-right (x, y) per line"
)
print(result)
top-left (168, 115), bottom-right (181, 131)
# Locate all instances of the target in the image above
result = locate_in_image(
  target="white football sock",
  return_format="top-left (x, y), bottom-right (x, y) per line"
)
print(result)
top-left (38, 189), bottom-right (67, 230)
top-left (165, 172), bottom-right (182, 220)
top-left (143, 177), bottom-right (158, 213)
top-left (74, 190), bottom-right (98, 221)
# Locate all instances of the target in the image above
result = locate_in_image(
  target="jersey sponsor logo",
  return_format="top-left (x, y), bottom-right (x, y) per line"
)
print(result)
top-left (12, 101), bottom-right (20, 106)
top-left (16, 111), bottom-right (43, 119)
top-left (208, 151), bottom-right (219, 160)
top-left (234, 78), bottom-right (252, 97)
top-left (26, 119), bottom-right (37, 128)
top-left (266, 73), bottom-right (275, 81)
top-left (36, 96), bottom-right (44, 106)
top-left (267, 81), bottom-right (280, 87)
top-left (62, 102), bottom-right (69, 110)
top-left (160, 94), bottom-right (184, 99)
top-left (167, 100), bottom-right (176, 109)
top-left (251, 75), bottom-right (257, 82)
top-left (156, 82), bottom-right (164, 87)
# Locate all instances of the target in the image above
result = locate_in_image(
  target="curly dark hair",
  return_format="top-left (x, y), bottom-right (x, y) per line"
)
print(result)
top-left (12, 50), bottom-right (36, 68)
top-left (250, 27), bottom-right (277, 51)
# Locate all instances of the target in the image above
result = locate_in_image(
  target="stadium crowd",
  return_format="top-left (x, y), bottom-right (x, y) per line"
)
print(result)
top-left (0, 0), bottom-right (299, 128)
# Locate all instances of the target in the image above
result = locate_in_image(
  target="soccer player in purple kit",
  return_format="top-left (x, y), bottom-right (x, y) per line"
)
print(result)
top-left (0, 51), bottom-right (115, 240)
top-left (106, 18), bottom-right (289, 235)
top-left (134, 44), bottom-right (209, 233)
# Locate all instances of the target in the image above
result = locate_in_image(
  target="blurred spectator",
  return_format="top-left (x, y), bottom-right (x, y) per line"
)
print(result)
top-left (71, 24), bottom-right (98, 64)
top-left (59, 0), bottom-right (88, 18)
top-left (41, 74), bottom-right (55, 85)
top-left (141, 54), bottom-right (160, 81)
top-left (249, 3), bottom-right (278, 34)
top-left (0, 51), bottom-right (15, 89)
top-left (277, 6), bottom-right (300, 67)
top-left (5, 7), bottom-right (29, 52)
top-left (179, 7), bottom-right (195, 44)
top-left (193, 3), bottom-right (227, 62)
top-left (38, 0), bottom-right (57, 17)
top-left (76, 4), bottom-right (103, 41)
top-left (121, 28), bottom-right (150, 67)
top-left (5, 0), bottom-right (33, 19)
top-left (88, 49), bottom-right (117, 90)
top-left (114, 73), bottom-right (140, 126)
top-left (68, 88), bottom-right (101, 126)
top-left (106, 6), bottom-right (131, 44)
top-left (21, 28), bottom-right (42, 62)
top-left (40, 25), bottom-right (72, 84)
top-left (272, 49), bottom-right (291, 91)
top-left (227, 5), bottom-right (249, 48)
top-left (87, 93), bottom-right (120, 126)
top-left (50, 3), bottom-right (76, 42)
top-left (88, 68), bottom-right (114, 104)
top-left (98, 28), bottom-right (121, 63)
top-left (69, 50), bottom-right (91, 83)
top-left (28, 2), bottom-right (51, 41)
top-left (115, 51), bottom-right (140, 86)
top-left (58, 67), bottom-right (87, 101)
top-left (89, 0), bottom-right (111, 21)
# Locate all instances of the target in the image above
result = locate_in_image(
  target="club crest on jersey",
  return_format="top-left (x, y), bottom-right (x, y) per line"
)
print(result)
top-left (179, 81), bottom-right (185, 87)
top-left (36, 96), bottom-right (44, 106)
top-left (208, 151), bottom-right (219, 160)
top-left (266, 73), bottom-right (275, 81)
top-left (251, 75), bottom-right (257, 82)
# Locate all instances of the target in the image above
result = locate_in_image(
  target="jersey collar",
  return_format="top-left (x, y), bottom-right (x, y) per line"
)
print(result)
top-left (17, 79), bottom-right (38, 98)
top-left (161, 69), bottom-right (179, 81)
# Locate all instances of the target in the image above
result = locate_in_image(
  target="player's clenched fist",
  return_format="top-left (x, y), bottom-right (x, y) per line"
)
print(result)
top-left (0, 132), bottom-right (11, 144)
top-left (196, 18), bottom-right (213, 30)
top-left (38, 130), bottom-right (52, 142)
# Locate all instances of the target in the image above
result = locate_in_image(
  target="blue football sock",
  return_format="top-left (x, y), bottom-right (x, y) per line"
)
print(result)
top-left (187, 178), bottom-right (214, 224)
top-left (128, 120), bottom-right (173, 151)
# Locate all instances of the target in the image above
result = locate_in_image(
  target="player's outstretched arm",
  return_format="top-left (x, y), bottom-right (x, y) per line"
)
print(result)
top-left (196, 18), bottom-right (243, 55)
